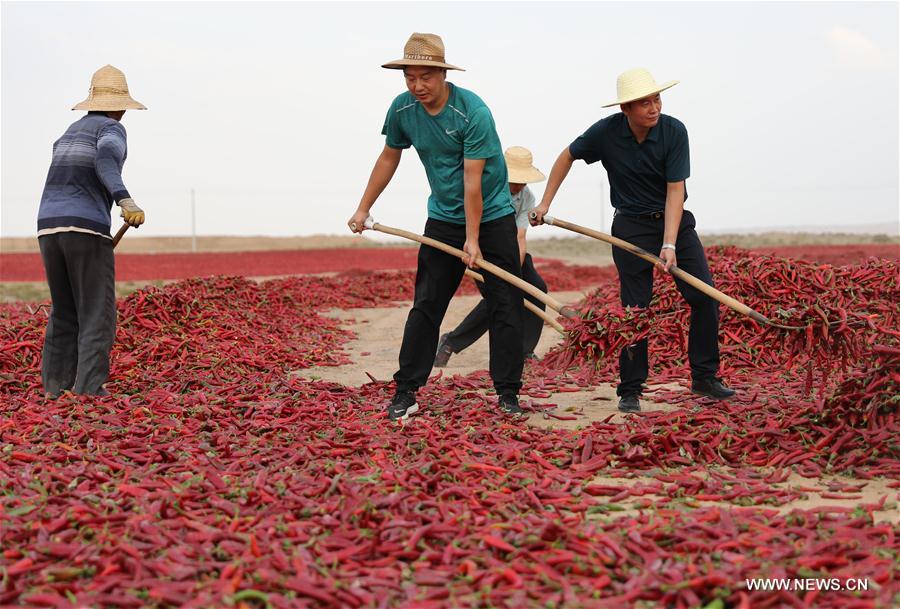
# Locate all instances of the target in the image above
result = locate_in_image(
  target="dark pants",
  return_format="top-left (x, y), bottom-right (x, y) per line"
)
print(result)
top-left (611, 210), bottom-right (719, 397)
top-left (444, 253), bottom-right (546, 356)
top-left (38, 232), bottom-right (116, 396)
top-left (394, 214), bottom-right (524, 396)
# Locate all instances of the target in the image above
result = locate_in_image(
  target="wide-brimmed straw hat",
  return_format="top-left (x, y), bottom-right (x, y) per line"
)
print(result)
top-left (602, 67), bottom-right (678, 108)
top-left (72, 65), bottom-right (146, 111)
top-left (382, 32), bottom-right (464, 71)
top-left (504, 146), bottom-right (545, 184)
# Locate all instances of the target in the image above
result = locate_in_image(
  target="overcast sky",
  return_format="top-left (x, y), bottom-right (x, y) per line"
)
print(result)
top-left (2, 1), bottom-right (898, 241)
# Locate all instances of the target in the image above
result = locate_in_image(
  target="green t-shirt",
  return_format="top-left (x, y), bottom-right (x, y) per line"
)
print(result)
top-left (382, 83), bottom-right (513, 225)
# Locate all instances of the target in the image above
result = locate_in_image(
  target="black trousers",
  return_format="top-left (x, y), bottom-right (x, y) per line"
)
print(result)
top-left (394, 214), bottom-right (524, 396)
top-left (444, 253), bottom-right (546, 356)
top-left (38, 232), bottom-right (116, 395)
top-left (611, 210), bottom-right (719, 396)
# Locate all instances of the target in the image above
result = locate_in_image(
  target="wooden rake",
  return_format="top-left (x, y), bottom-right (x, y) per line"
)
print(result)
top-left (463, 268), bottom-right (564, 334)
top-left (112, 223), bottom-right (129, 248)
top-left (352, 216), bottom-right (579, 325)
top-left (533, 213), bottom-right (772, 325)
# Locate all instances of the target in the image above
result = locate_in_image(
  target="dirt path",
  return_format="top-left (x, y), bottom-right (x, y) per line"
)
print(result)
top-left (295, 290), bottom-right (589, 387)
top-left (584, 472), bottom-right (899, 525)
top-left (291, 294), bottom-right (722, 431)
top-left (293, 289), bottom-right (676, 423)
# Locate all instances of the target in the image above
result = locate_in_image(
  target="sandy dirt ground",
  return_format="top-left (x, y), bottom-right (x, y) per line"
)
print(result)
top-left (294, 288), bottom-right (684, 434)
top-left (295, 290), bottom-right (592, 388)
top-left (294, 289), bottom-right (670, 424)
top-left (295, 291), bottom-right (898, 525)
top-left (583, 472), bottom-right (898, 525)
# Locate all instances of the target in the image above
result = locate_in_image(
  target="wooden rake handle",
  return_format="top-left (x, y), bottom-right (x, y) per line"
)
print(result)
top-left (353, 217), bottom-right (579, 319)
top-left (112, 224), bottom-right (130, 248)
top-left (535, 214), bottom-right (770, 325)
top-left (463, 269), bottom-right (565, 334)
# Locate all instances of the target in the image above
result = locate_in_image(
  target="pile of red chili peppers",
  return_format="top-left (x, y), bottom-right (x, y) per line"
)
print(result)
top-left (545, 248), bottom-right (897, 393)
top-left (1, 249), bottom-right (897, 608)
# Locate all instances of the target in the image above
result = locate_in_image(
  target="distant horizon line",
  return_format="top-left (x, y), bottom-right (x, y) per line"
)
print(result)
top-left (2, 227), bottom-right (899, 241)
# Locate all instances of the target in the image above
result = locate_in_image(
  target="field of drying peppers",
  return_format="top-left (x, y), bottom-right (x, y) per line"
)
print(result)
top-left (1, 245), bottom-right (898, 609)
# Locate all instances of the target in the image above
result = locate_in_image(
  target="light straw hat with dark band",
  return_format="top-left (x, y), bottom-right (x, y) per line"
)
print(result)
top-left (72, 65), bottom-right (147, 111)
top-left (382, 32), bottom-right (464, 71)
top-left (504, 146), bottom-right (545, 184)
top-left (602, 67), bottom-right (678, 108)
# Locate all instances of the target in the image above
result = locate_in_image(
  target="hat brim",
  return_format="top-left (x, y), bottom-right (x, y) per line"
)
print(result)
top-left (382, 59), bottom-right (465, 71)
top-left (73, 95), bottom-right (147, 111)
top-left (508, 167), bottom-right (546, 184)
top-left (601, 80), bottom-right (679, 108)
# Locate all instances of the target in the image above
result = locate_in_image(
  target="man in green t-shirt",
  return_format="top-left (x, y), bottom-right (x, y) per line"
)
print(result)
top-left (349, 32), bottom-right (525, 421)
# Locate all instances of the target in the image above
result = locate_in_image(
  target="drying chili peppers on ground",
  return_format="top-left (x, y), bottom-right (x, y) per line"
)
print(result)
top-left (1, 247), bottom-right (897, 608)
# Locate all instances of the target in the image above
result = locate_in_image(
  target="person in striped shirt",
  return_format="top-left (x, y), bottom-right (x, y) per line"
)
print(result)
top-left (36, 65), bottom-right (146, 396)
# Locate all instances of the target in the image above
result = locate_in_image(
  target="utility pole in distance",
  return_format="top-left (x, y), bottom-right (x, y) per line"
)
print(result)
top-left (191, 189), bottom-right (197, 253)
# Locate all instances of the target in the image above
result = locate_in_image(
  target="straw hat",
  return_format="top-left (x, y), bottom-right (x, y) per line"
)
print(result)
top-left (382, 32), bottom-right (464, 71)
top-left (602, 68), bottom-right (678, 108)
top-left (504, 146), bottom-right (545, 184)
top-left (72, 65), bottom-right (146, 111)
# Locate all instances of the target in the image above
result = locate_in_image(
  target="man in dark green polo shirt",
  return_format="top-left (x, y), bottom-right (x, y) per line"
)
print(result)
top-left (531, 68), bottom-right (735, 413)
top-left (349, 32), bottom-right (525, 421)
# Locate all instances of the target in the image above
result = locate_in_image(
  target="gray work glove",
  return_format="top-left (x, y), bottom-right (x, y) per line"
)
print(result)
top-left (118, 198), bottom-right (145, 227)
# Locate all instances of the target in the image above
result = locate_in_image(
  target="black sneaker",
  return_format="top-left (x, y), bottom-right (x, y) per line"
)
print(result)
top-left (618, 394), bottom-right (641, 413)
top-left (433, 334), bottom-right (454, 367)
top-left (388, 391), bottom-right (419, 420)
top-left (691, 377), bottom-right (736, 400)
top-left (498, 394), bottom-right (525, 416)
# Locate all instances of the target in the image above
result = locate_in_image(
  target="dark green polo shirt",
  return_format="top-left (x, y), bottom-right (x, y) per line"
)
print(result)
top-left (382, 83), bottom-right (513, 225)
top-left (568, 113), bottom-right (690, 215)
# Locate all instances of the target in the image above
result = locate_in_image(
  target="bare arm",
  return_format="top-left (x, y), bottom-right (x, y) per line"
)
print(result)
top-left (531, 147), bottom-right (575, 225)
top-left (517, 227), bottom-right (527, 266)
top-left (660, 180), bottom-right (686, 271)
top-left (348, 145), bottom-right (403, 232)
top-left (461, 158), bottom-right (486, 268)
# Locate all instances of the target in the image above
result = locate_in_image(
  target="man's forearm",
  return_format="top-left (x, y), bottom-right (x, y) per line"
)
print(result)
top-left (663, 184), bottom-right (685, 244)
top-left (539, 148), bottom-right (575, 208)
top-left (463, 160), bottom-right (486, 240)
top-left (357, 150), bottom-right (401, 213)
top-left (463, 189), bottom-right (483, 240)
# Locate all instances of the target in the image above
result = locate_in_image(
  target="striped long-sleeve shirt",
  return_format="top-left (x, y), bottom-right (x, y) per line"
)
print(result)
top-left (37, 112), bottom-right (132, 238)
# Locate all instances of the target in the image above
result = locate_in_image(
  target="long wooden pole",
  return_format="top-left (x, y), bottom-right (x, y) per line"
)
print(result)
top-left (354, 218), bottom-right (578, 319)
top-left (536, 214), bottom-right (770, 325)
top-left (463, 269), bottom-right (565, 334)
top-left (112, 224), bottom-right (129, 248)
